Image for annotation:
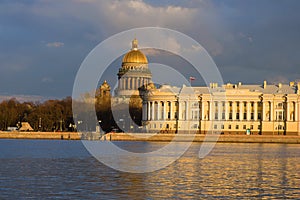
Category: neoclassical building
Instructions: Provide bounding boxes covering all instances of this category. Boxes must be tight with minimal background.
[142,82,300,135]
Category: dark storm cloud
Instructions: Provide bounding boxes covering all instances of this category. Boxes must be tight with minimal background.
[0,0,299,98]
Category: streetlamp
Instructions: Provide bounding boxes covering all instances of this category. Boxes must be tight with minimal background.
[175,95,179,134]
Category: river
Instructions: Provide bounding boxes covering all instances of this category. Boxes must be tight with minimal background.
[0,140,299,199]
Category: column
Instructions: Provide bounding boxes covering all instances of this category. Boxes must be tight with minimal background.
[170,101,173,120]
[225,101,229,120]
[157,102,161,120]
[218,102,222,121]
[247,102,251,121]
[128,78,131,90]
[136,78,139,89]
[201,101,205,120]
[254,102,258,121]
[232,101,236,120]
[286,101,290,121]
[239,101,243,121]
[151,102,155,120]
[262,101,266,121]
[270,101,274,121]
[163,101,167,120]
[186,101,190,120]
[295,101,298,121]
[123,78,126,89]
[178,101,182,120]
[147,102,151,120]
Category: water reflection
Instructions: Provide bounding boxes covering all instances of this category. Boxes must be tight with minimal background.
[0,140,299,199]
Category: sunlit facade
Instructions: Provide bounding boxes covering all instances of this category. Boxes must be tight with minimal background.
[142,82,300,135]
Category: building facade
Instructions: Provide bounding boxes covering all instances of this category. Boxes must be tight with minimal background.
[142,82,300,135]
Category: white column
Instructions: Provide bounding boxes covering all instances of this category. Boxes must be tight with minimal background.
[270,102,274,121]
[178,101,182,120]
[163,101,167,120]
[147,102,151,120]
[286,101,290,121]
[218,102,222,120]
[239,101,243,121]
[170,101,173,120]
[295,101,298,121]
[225,101,229,120]
[262,101,266,121]
[232,102,236,120]
[247,102,251,121]
[254,102,258,121]
[186,101,190,120]
[151,102,155,120]
[201,101,205,120]
[157,102,161,120]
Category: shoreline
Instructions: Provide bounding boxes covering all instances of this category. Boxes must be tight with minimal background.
[0,131,300,144]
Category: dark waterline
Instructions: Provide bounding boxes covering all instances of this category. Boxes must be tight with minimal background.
[0,140,299,199]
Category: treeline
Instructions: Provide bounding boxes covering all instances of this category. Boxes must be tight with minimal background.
[0,97,73,131]
[0,94,142,133]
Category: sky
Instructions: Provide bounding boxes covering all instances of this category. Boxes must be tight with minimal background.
[1,0,300,99]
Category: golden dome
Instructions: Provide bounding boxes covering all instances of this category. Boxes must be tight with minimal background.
[122,39,148,64]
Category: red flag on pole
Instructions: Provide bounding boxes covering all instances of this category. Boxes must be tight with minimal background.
[189,76,195,86]
[189,76,195,81]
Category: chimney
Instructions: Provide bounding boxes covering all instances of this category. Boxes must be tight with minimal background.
[238,82,242,87]
[289,82,295,87]
[278,83,282,89]
[263,80,267,89]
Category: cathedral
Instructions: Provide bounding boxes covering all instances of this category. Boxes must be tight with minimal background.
[98,39,300,135]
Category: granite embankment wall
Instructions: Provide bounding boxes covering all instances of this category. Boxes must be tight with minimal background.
[1,131,300,143]
[0,131,81,140]
[103,133,300,144]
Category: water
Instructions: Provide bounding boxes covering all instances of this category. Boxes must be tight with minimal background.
[0,140,299,199]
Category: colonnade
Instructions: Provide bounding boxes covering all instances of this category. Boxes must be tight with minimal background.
[118,77,150,90]
[143,100,298,122]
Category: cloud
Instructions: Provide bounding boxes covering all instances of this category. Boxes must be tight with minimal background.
[42,77,53,83]
[46,42,64,48]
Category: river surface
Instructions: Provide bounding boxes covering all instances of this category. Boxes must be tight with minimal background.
[0,140,299,199]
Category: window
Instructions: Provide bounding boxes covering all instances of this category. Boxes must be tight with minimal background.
[258,125,261,130]
[236,125,239,129]
[228,125,232,129]
[243,113,247,120]
[160,124,162,128]
[243,125,246,129]
[222,113,225,120]
[251,113,254,120]
[236,113,240,120]
[215,113,218,120]
[214,125,218,129]
[250,125,254,129]
[258,113,261,120]
[229,113,232,120]
[221,125,224,129]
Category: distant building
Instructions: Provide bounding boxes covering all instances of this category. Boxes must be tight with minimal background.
[142,82,300,135]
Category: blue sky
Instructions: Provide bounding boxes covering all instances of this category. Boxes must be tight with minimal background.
[1,0,300,99]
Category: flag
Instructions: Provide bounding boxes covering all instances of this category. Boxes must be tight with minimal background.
[189,76,196,81]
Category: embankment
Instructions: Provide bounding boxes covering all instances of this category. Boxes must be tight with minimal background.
[103,133,300,144]
[0,131,81,140]
[1,131,300,143]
